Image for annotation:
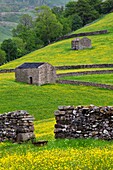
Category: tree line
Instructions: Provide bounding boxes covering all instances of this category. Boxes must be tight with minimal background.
[0,0,113,65]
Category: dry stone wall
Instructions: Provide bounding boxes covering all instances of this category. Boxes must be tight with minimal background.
[1,64,113,73]
[56,79,113,90]
[57,70,113,78]
[0,69,15,73]
[0,110,35,143]
[54,105,113,140]
[55,64,113,70]
[55,30,108,42]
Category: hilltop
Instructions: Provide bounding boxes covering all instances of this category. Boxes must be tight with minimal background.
[0,12,113,69]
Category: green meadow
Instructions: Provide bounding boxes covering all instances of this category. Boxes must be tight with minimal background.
[1,13,113,170]
[1,73,113,119]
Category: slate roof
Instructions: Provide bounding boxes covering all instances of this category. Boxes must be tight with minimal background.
[16,62,45,69]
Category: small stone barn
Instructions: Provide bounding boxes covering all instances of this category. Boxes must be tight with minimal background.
[71,37,92,50]
[15,62,56,86]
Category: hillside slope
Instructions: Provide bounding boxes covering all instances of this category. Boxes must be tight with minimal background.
[0,24,17,43]
[1,13,113,69]
[0,0,70,42]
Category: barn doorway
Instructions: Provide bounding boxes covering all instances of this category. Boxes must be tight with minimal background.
[29,77,33,84]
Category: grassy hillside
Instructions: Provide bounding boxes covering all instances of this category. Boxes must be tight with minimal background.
[75,14,113,33]
[1,13,113,69]
[1,13,113,170]
[0,25,13,43]
[0,0,70,42]
[0,0,70,8]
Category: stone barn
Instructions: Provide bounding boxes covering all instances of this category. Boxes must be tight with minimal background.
[15,62,56,85]
[71,37,92,50]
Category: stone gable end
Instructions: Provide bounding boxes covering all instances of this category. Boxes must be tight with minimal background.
[80,37,91,47]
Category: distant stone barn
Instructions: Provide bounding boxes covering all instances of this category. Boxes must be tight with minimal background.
[71,37,92,50]
[15,62,56,86]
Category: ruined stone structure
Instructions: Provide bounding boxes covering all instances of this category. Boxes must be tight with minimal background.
[15,62,56,86]
[0,110,35,143]
[71,37,92,50]
[54,105,113,140]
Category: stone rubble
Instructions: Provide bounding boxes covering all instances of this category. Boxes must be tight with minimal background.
[54,105,113,140]
[0,110,35,143]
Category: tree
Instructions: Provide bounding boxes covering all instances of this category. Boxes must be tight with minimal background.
[52,6,71,35]
[13,27,41,53]
[88,0,102,13]
[12,37,26,57]
[76,0,100,25]
[19,14,33,28]
[0,49,6,65]
[35,6,63,45]
[52,6,64,18]
[12,14,40,53]
[70,14,83,31]
[1,39,18,62]
[59,17,71,35]
[24,29,43,52]
[64,1,77,17]
[12,23,29,39]
[12,14,34,38]
[101,0,113,14]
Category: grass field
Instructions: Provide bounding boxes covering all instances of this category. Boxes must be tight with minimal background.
[1,12,113,170]
[1,73,113,119]
[1,73,113,169]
